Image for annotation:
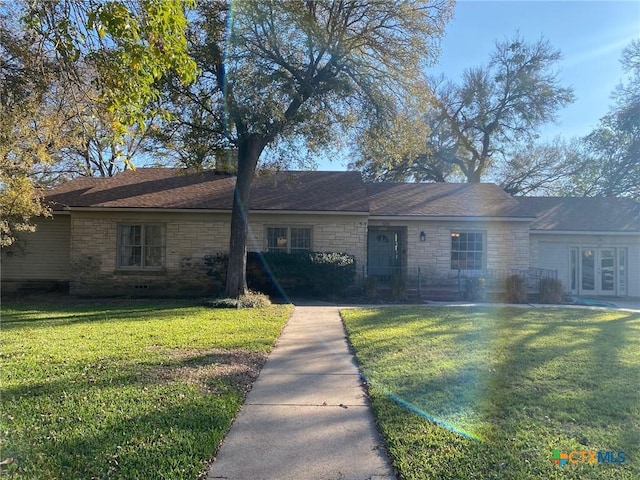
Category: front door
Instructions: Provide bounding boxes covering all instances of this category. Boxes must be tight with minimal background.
[367,230,401,283]
[580,248,618,295]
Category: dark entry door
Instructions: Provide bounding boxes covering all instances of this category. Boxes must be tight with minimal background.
[367,230,401,283]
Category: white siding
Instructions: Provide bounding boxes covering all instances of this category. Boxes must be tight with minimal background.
[530,232,640,297]
[537,243,570,287]
[1,215,71,281]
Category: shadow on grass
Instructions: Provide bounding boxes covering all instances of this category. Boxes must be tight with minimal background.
[1,299,198,330]
[1,349,263,480]
[346,306,640,479]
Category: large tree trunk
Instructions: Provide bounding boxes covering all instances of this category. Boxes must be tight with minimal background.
[224,135,265,298]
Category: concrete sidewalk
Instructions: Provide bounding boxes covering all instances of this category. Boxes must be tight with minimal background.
[207,306,395,480]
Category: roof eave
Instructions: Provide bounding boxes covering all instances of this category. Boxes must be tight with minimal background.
[369,215,535,222]
[63,206,369,215]
[529,229,640,236]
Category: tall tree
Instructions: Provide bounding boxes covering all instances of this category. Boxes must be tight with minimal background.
[356,34,575,183]
[431,35,574,183]
[570,39,640,199]
[1,0,196,248]
[164,0,454,297]
[1,4,58,248]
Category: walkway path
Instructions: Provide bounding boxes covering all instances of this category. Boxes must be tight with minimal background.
[207,305,395,480]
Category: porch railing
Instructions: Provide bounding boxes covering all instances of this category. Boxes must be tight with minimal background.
[363,266,557,298]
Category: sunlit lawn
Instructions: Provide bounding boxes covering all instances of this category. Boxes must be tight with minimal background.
[0,298,291,479]
[342,306,640,480]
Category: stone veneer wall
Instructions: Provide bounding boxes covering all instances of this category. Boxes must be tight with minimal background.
[370,219,530,274]
[70,211,368,296]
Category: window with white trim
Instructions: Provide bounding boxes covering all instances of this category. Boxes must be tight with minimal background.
[266,226,312,253]
[451,231,485,270]
[117,224,165,269]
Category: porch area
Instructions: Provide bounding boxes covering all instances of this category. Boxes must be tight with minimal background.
[364,267,559,301]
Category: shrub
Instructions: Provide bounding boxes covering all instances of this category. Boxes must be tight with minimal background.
[505,274,528,304]
[464,276,486,301]
[204,251,357,297]
[538,278,564,304]
[364,276,377,298]
[390,273,407,300]
[205,291,272,309]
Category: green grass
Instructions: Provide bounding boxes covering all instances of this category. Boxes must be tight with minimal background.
[342,306,640,480]
[0,298,292,479]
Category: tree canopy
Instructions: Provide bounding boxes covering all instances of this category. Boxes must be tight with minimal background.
[0,0,196,249]
[354,34,575,183]
[158,0,454,296]
[571,39,640,199]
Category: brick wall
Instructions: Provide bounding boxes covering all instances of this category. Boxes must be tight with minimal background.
[70,211,230,296]
[69,211,368,296]
[247,213,368,275]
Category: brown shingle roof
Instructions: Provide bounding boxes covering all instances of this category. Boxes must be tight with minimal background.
[45,168,370,213]
[366,182,531,218]
[517,197,640,232]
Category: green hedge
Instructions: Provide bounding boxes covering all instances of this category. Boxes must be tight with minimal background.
[203,251,356,297]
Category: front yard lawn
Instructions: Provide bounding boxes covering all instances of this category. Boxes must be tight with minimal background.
[0,298,291,479]
[342,306,640,480]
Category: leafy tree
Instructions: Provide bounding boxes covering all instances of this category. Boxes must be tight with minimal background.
[570,40,639,199]
[163,0,453,296]
[23,0,197,131]
[49,77,163,179]
[352,98,457,182]
[432,35,574,183]
[357,34,575,183]
[1,5,58,248]
[1,0,196,248]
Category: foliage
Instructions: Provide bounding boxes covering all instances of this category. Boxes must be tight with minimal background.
[0,299,291,479]
[160,0,454,296]
[430,34,574,183]
[23,0,197,133]
[342,306,640,480]
[390,273,407,300]
[538,277,564,304]
[1,1,196,248]
[463,276,486,301]
[569,40,640,200]
[0,7,55,248]
[204,251,357,298]
[504,274,528,304]
[364,276,378,298]
[357,34,575,183]
[0,174,51,249]
[496,137,586,196]
[205,291,272,309]
[351,94,449,182]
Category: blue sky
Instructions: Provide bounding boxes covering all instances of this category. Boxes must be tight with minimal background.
[319,0,640,171]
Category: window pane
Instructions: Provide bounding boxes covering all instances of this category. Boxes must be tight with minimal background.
[120,225,141,247]
[120,246,142,267]
[451,231,484,270]
[267,227,288,252]
[290,228,311,252]
[145,225,162,246]
[145,246,163,267]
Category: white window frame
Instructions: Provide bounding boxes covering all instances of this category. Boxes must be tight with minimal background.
[450,230,486,270]
[265,226,312,254]
[117,223,166,270]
